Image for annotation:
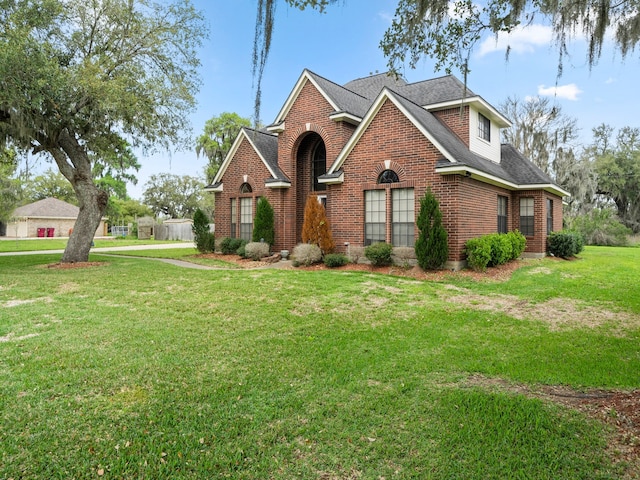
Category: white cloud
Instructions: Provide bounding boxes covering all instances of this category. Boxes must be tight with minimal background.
[537,83,583,101]
[478,24,553,56]
[605,77,616,84]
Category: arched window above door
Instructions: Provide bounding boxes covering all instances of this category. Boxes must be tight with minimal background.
[240,183,252,194]
[377,169,399,184]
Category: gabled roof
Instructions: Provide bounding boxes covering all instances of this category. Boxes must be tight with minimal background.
[13,198,79,218]
[343,72,407,99]
[324,87,567,196]
[207,127,288,192]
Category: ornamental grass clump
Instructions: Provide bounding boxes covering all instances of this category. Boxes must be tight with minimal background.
[244,241,270,261]
[292,243,322,266]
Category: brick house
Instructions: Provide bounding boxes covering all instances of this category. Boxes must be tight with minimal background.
[206,69,568,269]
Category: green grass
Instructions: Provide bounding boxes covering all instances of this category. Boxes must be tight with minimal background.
[0,246,637,478]
[0,237,180,252]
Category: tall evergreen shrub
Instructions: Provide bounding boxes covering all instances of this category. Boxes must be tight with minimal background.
[414,189,448,269]
[192,208,215,253]
[301,195,335,254]
[252,196,275,246]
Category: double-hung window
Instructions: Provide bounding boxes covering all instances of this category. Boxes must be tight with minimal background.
[497,196,508,234]
[392,188,415,247]
[478,112,491,142]
[240,197,253,241]
[364,190,386,246]
[520,198,534,236]
[230,198,237,238]
[547,199,553,234]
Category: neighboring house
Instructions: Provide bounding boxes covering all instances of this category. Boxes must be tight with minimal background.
[5,197,106,238]
[206,69,568,269]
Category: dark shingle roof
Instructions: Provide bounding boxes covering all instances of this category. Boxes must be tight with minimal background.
[13,198,79,218]
[397,75,476,107]
[242,127,288,181]
[389,91,556,187]
[343,72,407,99]
[306,71,371,118]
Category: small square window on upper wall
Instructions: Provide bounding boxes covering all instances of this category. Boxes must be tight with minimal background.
[478,112,491,142]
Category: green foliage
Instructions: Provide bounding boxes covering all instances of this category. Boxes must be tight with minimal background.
[380,0,638,84]
[466,232,526,272]
[364,242,394,267]
[236,239,249,258]
[591,125,640,232]
[415,189,448,270]
[142,173,205,219]
[244,241,270,261]
[547,231,585,258]
[252,196,275,246]
[220,237,245,255]
[106,197,153,228]
[292,242,322,266]
[0,147,19,222]
[323,252,349,268]
[196,113,251,183]
[192,208,214,253]
[507,230,527,259]
[567,208,631,246]
[22,168,77,205]
[465,237,493,272]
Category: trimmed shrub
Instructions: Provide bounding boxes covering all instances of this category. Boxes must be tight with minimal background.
[465,237,492,272]
[301,195,335,254]
[365,242,393,267]
[489,233,513,267]
[192,208,215,253]
[236,239,249,258]
[547,231,585,258]
[252,197,275,246]
[323,253,349,268]
[244,241,270,261]
[415,189,448,270]
[292,243,322,266]
[220,237,244,255]
[507,230,527,260]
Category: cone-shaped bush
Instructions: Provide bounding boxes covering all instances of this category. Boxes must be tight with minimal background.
[415,188,448,269]
[192,208,215,253]
[301,195,335,254]
[252,196,275,246]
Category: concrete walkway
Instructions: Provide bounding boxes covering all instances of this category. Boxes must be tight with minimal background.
[0,242,195,256]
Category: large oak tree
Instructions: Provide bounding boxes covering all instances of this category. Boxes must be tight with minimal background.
[0,0,206,262]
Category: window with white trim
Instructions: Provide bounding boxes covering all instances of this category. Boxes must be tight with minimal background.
[547,199,553,234]
[478,112,491,142]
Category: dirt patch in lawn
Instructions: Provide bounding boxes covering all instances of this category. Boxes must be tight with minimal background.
[465,374,640,479]
[441,289,639,333]
[45,261,108,269]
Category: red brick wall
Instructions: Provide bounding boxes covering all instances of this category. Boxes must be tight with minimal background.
[433,106,470,147]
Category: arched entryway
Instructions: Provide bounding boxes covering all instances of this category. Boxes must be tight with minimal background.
[295,132,327,242]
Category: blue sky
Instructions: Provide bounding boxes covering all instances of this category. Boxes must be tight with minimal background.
[128,0,638,199]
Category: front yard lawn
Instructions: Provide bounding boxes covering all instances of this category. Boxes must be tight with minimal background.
[0,247,638,478]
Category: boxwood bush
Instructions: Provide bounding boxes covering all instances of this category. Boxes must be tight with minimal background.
[547,231,585,258]
[465,231,528,272]
[323,253,349,268]
[364,242,393,267]
[220,237,245,255]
